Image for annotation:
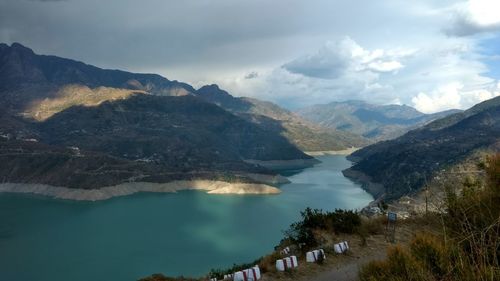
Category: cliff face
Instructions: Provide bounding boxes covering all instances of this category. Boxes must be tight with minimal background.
[343,96,500,201]
[0,43,313,190]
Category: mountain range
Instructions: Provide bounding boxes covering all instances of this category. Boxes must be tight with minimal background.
[2,42,498,200]
[296,100,461,141]
[196,84,368,151]
[0,43,323,189]
[343,96,500,200]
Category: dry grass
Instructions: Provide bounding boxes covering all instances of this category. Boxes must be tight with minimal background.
[25,85,146,120]
[359,154,500,281]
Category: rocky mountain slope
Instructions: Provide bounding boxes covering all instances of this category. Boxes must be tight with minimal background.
[342,96,500,201]
[296,100,460,141]
[0,43,315,190]
[196,85,368,151]
[1,43,364,152]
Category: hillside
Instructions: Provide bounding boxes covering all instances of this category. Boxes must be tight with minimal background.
[0,43,365,153]
[0,43,314,191]
[296,100,460,141]
[342,96,500,201]
[196,85,368,151]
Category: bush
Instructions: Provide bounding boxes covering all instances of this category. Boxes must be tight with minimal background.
[359,245,430,281]
[360,153,500,281]
[357,216,385,245]
[138,274,198,281]
[208,257,262,279]
[283,208,361,248]
[409,233,446,278]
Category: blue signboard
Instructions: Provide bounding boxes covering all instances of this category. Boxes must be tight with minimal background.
[388,212,397,222]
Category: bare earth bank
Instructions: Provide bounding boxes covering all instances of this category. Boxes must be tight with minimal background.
[0,180,281,201]
[305,147,360,156]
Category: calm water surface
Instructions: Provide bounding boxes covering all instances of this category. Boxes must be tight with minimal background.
[0,155,372,281]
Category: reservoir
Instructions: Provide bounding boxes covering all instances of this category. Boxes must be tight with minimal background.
[0,155,372,281]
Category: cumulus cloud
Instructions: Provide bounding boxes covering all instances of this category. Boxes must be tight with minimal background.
[216,36,499,112]
[282,38,408,79]
[1,0,499,113]
[446,0,500,36]
[412,82,500,113]
[367,61,403,72]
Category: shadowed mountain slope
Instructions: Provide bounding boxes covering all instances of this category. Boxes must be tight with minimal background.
[1,43,365,152]
[196,84,369,151]
[0,43,316,189]
[343,96,500,201]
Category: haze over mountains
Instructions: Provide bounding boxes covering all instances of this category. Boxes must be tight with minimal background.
[297,101,461,141]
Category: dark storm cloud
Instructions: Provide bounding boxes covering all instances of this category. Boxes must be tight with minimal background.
[244,72,259,79]
[0,0,317,74]
[283,48,349,79]
[25,0,67,2]
[1,0,498,112]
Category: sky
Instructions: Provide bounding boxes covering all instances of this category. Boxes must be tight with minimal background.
[1,0,500,112]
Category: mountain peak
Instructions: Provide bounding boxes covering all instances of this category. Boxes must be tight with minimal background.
[198,84,222,92]
[9,42,35,55]
[197,84,233,98]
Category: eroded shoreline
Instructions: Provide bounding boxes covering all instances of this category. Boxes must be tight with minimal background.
[305,147,360,156]
[0,180,281,201]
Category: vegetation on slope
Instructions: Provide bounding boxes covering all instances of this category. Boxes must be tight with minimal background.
[139,207,387,281]
[359,154,500,281]
[196,84,368,151]
[0,44,317,189]
[343,96,500,201]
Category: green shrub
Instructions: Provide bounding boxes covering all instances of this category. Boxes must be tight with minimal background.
[208,257,263,279]
[283,208,361,247]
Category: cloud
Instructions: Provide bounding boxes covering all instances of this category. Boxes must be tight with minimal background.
[367,61,403,72]
[446,0,500,36]
[215,36,498,112]
[282,38,408,79]
[1,0,499,113]
[244,71,259,79]
[412,81,500,113]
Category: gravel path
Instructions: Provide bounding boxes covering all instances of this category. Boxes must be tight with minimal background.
[310,251,386,281]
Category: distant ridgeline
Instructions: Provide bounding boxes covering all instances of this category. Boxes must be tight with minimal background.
[196,85,368,151]
[0,42,331,190]
[343,96,500,201]
[296,100,460,141]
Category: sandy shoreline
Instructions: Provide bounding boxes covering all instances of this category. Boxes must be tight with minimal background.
[0,180,281,201]
[305,147,360,156]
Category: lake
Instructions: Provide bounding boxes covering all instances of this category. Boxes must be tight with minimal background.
[0,155,372,281]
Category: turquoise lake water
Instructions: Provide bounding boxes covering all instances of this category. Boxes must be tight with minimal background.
[0,155,372,281]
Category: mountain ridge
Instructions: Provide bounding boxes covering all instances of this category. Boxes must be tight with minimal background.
[342,96,500,201]
[296,100,461,140]
[1,43,364,152]
[196,84,369,151]
[0,43,318,192]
